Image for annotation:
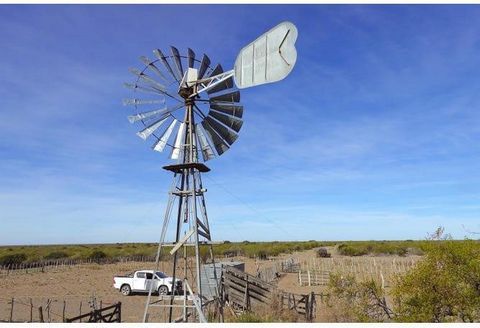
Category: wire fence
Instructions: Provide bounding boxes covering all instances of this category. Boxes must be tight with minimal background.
[0,296,121,323]
[0,255,157,278]
[298,256,420,288]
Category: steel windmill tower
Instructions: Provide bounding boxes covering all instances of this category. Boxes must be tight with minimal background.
[123,21,298,323]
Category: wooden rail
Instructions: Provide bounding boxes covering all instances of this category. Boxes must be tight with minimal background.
[222,266,315,322]
[65,302,121,323]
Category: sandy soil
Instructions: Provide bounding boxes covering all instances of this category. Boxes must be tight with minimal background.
[0,247,412,323]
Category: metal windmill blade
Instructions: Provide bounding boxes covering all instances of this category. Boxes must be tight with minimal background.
[203,116,238,145]
[128,67,166,91]
[207,63,223,79]
[153,48,178,82]
[170,122,185,159]
[139,55,169,82]
[197,54,211,79]
[136,115,170,140]
[123,98,165,106]
[210,103,243,118]
[209,91,240,103]
[208,110,243,132]
[200,121,230,155]
[152,119,177,152]
[196,124,215,161]
[170,46,184,81]
[123,82,163,95]
[187,48,195,68]
[127,103,184,123]
[207,76,234,95]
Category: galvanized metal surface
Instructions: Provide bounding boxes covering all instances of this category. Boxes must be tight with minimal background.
[153,119,177,152]
[234,21,298,89]
[200,262,245,300]
[170,122,185,160]
[210,90,241,103]
[197,54,211,79]
[136,116,169,140]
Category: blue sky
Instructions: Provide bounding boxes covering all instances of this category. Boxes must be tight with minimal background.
[1,5,480,245]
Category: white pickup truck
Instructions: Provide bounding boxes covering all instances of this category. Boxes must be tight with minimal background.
[113,270,182,296]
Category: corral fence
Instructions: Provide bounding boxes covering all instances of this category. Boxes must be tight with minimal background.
[0,297,120,323]
[298,256,420,288]
[0,255,157,278]
[255,257,300,283]
[65,302,121,323]
[281,257,300,273]
[222,265,317,322]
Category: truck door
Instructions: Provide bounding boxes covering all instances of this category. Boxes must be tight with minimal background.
[145,272,154,292]
[133,272,147,290]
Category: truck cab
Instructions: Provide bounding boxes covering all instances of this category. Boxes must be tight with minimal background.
[113,270,182,296]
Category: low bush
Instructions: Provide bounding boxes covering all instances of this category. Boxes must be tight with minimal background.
[337,242,416,257]
[88,250,107,262]
[0,253,27,266]
[316,248,331,258]
[327,228,480,322]
[337,244,368,256]
[44,251,69,260]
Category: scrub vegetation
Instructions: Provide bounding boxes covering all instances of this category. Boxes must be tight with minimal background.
[326,228,480,322]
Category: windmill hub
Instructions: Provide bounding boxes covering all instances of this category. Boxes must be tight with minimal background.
[178,86,193,99]
[178,68,198,99]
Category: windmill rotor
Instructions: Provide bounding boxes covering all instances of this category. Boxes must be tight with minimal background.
[124,47,244,162]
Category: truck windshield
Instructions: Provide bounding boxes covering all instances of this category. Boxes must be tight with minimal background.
[156,271,167,278]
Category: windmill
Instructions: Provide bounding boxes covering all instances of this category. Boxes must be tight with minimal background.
[123,21,298,323]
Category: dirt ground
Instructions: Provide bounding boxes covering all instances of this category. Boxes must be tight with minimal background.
[0,247,409,323]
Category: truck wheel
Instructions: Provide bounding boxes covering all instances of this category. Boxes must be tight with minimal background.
[158,285,169,295]
[120,284,131,296]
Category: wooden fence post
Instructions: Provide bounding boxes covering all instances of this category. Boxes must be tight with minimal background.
[30,298,33,322]
[244,276,249,310]
[38,306,44,323]
[117,302,122,322]
[9,297,14,322]
[46,299,51,322]
[312,292,316,321]
[304,294,309,321]
[307,270,311,286]
[63,300,66,322]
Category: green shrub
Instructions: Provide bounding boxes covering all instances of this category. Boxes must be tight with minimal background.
[257,250,268,260]
[336,242,416,257]
[327,273,392,322]
[0,253,27,266]
[88,250,107,262]
[328,229,480,323]
[337,244,368,256]
[44,251,69,260]
[392,238,480,322]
